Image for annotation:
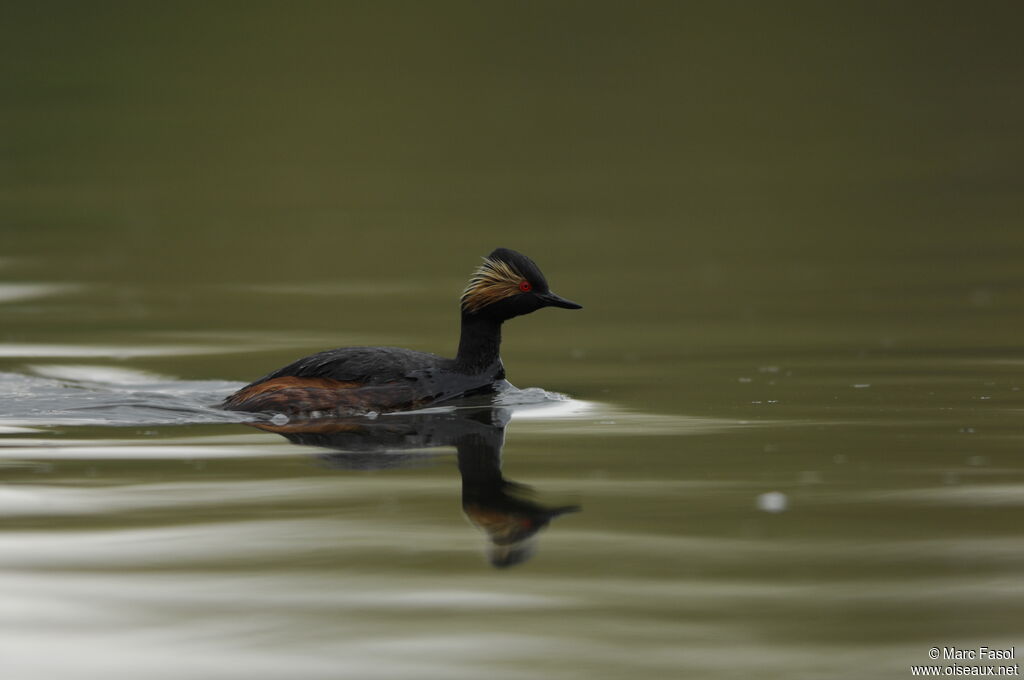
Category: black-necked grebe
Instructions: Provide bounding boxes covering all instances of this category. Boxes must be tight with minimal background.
[222,247,581,416]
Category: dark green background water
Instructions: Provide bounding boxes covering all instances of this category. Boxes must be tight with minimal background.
[2,3,1023,678]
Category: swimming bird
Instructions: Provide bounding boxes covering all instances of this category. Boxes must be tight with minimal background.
[222,248,581,417]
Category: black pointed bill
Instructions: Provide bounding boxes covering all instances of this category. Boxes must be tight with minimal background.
[540,291,583,310]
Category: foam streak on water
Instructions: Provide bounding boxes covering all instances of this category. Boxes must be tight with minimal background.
[0,369,248,426]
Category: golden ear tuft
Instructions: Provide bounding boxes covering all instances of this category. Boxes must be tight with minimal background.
[461,257,526,313]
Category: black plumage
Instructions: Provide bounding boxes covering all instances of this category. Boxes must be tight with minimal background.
[260,346,448,385]
[222,247,581,416]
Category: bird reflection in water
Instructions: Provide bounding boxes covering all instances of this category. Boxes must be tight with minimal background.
[252,406,579,568]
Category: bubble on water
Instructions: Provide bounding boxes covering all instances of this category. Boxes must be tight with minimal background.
[756,491,788,513]
[738,377,753,383]
[270,413,289,426]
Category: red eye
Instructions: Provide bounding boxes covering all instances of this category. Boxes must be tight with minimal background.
[518,280,532,292]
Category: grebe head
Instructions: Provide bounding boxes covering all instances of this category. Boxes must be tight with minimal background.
[460,247,582,321]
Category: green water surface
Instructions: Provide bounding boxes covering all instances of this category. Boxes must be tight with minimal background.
[2,3,1023,679]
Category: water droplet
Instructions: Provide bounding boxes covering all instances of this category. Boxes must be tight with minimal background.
[756,492,788,513]
[270,413,289,426]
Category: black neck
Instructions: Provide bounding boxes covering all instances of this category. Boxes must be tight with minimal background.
[454,314,503,374]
